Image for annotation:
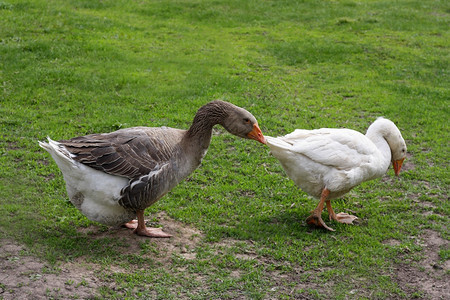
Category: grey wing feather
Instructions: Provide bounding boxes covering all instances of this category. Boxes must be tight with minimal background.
[119,162,174,210]
[59,128,178,179]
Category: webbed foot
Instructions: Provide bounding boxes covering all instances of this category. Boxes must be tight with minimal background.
[133,226,172,238]
[306,214,335,231]
[122,211,172,238]
[334,212,358,225]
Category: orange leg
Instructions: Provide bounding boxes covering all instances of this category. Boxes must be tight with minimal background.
[326,200,337,221]
[306,188,335,231]
[123,210,172,238]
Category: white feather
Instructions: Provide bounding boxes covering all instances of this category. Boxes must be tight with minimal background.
[39,138,134,225]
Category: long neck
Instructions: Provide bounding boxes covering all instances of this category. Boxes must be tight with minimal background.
[185,101,230,147]
[365,124,392,173]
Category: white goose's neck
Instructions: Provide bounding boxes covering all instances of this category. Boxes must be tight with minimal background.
[368,133,391,163]
[365,121,392,173]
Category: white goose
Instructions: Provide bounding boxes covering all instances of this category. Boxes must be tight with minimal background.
[40,100,266,238]
[266,117,406,231]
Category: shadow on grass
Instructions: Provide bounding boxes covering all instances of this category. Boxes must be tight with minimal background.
[204,210,337,243]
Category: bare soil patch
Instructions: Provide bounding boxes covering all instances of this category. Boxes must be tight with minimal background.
[392,229,449,299]
[211,238,331,299]
[78,211,203,261]
[401,152,415,172]
[0,240,101,299]
[0,212,202,299]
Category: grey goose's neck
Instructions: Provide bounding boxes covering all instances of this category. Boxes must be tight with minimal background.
[185,100,231,146]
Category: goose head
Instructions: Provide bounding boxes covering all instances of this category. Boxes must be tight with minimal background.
[368,117,407,176]
[221,104,266,144]
[191,100,266,144]
[390,137,407,176]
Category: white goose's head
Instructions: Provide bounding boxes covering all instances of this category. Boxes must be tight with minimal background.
[368,117,407,176]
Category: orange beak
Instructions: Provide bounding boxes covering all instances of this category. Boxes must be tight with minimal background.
[247,123,266,144]
[392,158,405,176]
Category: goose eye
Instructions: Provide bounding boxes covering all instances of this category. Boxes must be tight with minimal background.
[243,118,251,124]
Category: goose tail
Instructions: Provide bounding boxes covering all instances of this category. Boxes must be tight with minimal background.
[265,136,292,151]
[39,137,75,164]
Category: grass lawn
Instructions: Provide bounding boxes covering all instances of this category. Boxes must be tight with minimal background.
[0,0,448,299]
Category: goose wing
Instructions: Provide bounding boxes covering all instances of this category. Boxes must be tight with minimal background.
[280,128,376,170]
[59,127,183,179]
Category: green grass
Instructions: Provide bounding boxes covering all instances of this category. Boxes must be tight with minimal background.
[1,0,449,299]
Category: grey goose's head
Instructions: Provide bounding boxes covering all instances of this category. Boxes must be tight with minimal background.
[190,100,266,144]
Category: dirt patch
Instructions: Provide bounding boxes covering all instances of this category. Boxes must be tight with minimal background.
[6,141,19,151]
[419,201,441,217]
[77,211,203,263]
[383,238,402,246]
[213,232,448,299]
[0,241,102,299]
[211,238,331,299]
[0,212,203,299]
[392,229,449,299]
[401,152,415,172]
